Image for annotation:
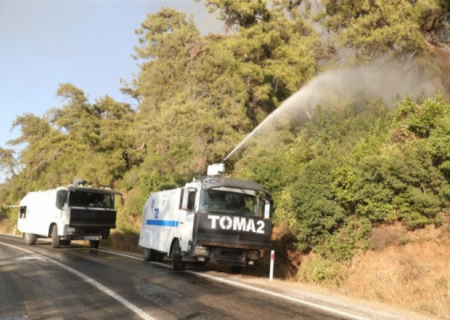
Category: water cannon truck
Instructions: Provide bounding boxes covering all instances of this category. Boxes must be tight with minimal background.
[17,179,121,249]
[139,163,273,271]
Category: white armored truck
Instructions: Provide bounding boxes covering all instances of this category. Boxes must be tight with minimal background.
[139,164,273,271]
[18,179,121,249]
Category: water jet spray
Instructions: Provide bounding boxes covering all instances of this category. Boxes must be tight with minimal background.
[222,62,434,162]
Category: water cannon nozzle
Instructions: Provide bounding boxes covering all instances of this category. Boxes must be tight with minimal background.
[207,163,225,176]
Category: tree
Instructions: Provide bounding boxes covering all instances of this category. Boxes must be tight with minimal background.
[201,0,322,126]
[318,0,446,61]
[0,147,17,178]
[7,83,135,189]
[132,8,201,107]
[8,113,62,183]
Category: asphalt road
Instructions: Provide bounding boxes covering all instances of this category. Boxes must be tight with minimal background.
[0,234,356,320]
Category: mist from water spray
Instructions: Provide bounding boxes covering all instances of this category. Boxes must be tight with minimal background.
[223,61,435,162]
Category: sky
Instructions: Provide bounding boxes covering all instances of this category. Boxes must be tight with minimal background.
[0,0,223,182]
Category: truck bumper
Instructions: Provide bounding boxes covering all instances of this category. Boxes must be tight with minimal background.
[190,243,262,267]
[83,235,102,241]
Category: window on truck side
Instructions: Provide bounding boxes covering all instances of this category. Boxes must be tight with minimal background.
[187,191,196,211]
[19,206,27,219]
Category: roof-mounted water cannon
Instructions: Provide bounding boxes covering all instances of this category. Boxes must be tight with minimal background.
[72,178,87,187]
[207,163,225,176]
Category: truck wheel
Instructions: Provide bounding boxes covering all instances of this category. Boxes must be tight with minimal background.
[172,239,186,271]
[143,248,157,261]
[197,260,207,266]
[60,239,71,246]
[89,240,99,249]
[231,266,242,274]
[51,225,60,248]
[23,233,37,245]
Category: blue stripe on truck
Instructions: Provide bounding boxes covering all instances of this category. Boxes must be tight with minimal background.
[146,220,179,227]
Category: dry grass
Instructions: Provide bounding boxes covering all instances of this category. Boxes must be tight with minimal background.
[269,223,302,280]
[338,221,450,319]
[368,223,409,250]
[0,216,18,235]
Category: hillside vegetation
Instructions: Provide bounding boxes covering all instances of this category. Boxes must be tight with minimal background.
[1,1,450,318]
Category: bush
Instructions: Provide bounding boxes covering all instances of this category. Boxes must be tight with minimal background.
[298,255,348,287]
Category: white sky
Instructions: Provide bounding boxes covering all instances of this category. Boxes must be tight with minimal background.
[0,0,223,182]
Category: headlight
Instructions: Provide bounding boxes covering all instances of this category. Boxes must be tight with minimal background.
[194,245,210,256]
[65,226,75,234]
[246,250,260,260]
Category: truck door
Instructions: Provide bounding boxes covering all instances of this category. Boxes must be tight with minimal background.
[56,190,69,226]
[179,188,196,252]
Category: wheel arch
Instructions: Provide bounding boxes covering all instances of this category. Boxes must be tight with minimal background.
[169,237,180,257]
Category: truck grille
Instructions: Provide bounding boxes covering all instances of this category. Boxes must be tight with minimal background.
[70,208,116,228]
[218,249,245,258]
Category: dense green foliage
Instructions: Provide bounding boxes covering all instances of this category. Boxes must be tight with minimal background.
[1,0,450,269]
[319,0,448,60]
[236,96,450,261]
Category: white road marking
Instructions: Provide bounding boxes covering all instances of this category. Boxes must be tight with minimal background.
[1,236,372,320]
[96,249,143,261]
[16,255,49,262]
[95,248,371,320]
[185,270,371,320]
[0,241,156,320]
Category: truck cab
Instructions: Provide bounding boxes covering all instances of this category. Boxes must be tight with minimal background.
[139,167,273,271]
[18,179,121,249]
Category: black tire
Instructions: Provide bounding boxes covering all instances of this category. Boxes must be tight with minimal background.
[60,239,71,246]
[143,248,157,261]
[172,239,186,271]
[51,225,60,248]
[89,240,99,249]
[23,233,37,245]
[231,266,242,274]
[197,260,207,266]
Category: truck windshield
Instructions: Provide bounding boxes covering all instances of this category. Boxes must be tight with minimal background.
[200,190,256,216]
[68,191,114,209]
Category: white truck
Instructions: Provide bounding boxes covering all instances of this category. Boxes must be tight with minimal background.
[18,179,121,249]
[139,164,273,271]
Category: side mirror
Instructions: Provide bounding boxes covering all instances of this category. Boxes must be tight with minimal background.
[264,199,271,219]
[259,197,272,219]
